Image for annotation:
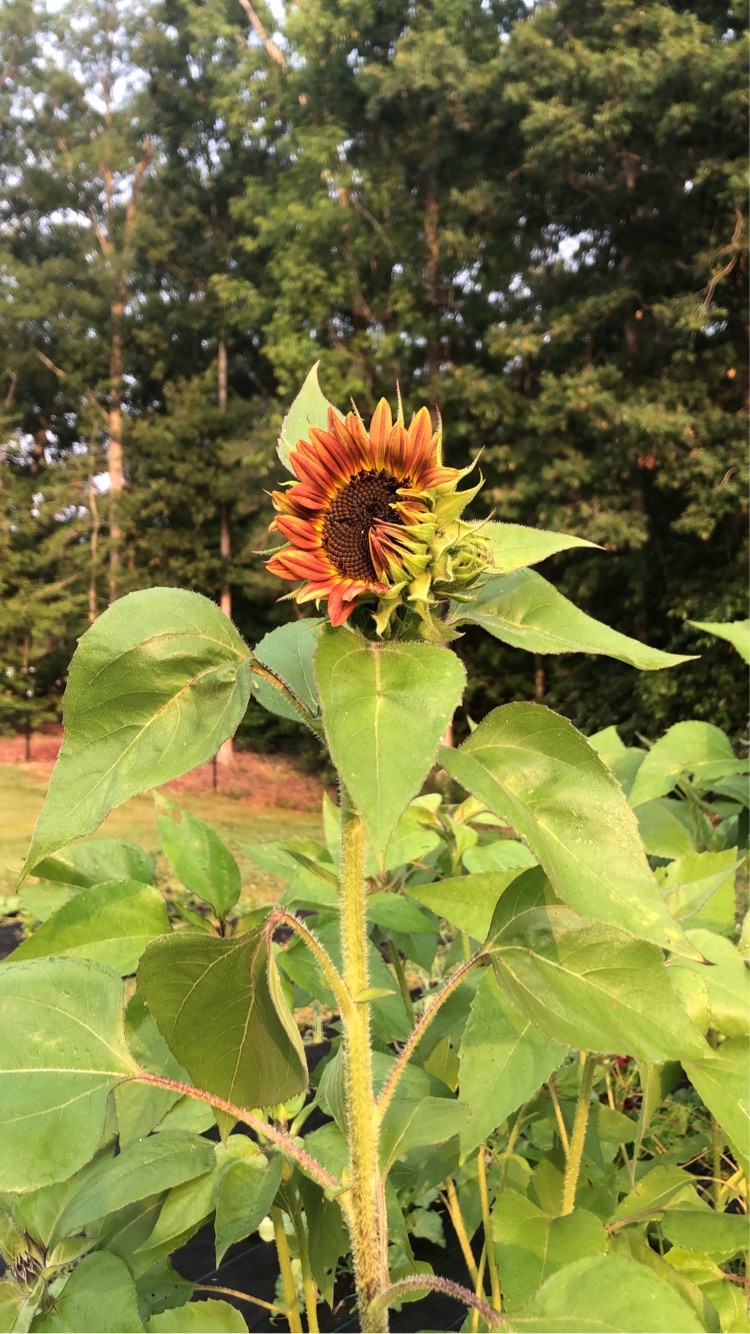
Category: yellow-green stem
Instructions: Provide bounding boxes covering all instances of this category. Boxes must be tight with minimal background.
[272,1207,302,1334]
[289,1190,320,1333]
[443,1178,479,1286]
[561,1054,597,1216]
[477,1149,501,1312]
[339,788,387,1332]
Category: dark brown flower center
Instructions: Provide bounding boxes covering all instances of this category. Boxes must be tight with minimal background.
[322,469,404,580]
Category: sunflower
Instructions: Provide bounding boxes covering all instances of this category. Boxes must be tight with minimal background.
[267,395,490,635]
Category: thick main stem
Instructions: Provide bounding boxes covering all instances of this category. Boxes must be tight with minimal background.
[339,788,387,1332]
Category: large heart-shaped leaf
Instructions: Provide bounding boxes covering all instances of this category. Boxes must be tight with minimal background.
[458,970,566,1158]
[447,568,693,670]
[137,927,307,1135]
[33,1253,143,1333]
[440,703,699,957]
[22,589,251,878]
[508,1254,704,1332]
[485,894,709,1062]
[7,880,169,975]
[315,627,466,864]
[0,959,136,1191]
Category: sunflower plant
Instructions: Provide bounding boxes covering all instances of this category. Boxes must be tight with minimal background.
[1,368,747,1334]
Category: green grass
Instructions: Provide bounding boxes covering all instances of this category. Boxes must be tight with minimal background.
[0,764,322,906]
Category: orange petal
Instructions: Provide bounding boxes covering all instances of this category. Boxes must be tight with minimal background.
[274,514,323,549]
[369,399,393,466]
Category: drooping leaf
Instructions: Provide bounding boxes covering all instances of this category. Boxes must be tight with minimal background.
[278,361,341,473]
[479,521,599,574]
[315,628,466,864]
[146,1300,247,1333]
[137,927,307,1136]
[684,1037,750,1176]
[31,1252,143,1333]
[31,840,155,889]
[508,1254,704,1332]
[458,970,566,1157]
[156,795,240,918]
[447,568,694,670]
[214,1154,284,1266]
[486,894,708,1062]
[252,619,323,723]
[441,703,699,957]
[6,881,170,975]
[629,721,747,807]
[22,589,251,877]
[52,1131,216,1241]
[688,618,750,664]
[0,959,136,1191]
[492,1191,607,1310]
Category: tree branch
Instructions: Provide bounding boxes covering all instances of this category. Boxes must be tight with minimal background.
[236,0,286,68]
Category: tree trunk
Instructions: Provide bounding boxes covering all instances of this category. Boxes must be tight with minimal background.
[216,336,234,767]
[88,474,100,624]
[108,291,124,603]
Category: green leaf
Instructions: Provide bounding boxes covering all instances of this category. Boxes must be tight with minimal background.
[252,619,323,723]
[612,1163,702,1225]
[0,959,136,1191]
[379,1096,469,1175]
[315,628,466,864]
[31,841,156,889]
[588,726,645,797]
[278,361,340,473]
[137,926,307,1136]
[480,521,599,574]
[6,881,170,975]
[458,970,566,1157]
[486,893,708,1062]
[462,840,538,874]
[635,799,697,859]
[114,995,195,1145]
[508,1254,704,1332]
[492,1191,607,1310]
[52,1130,216,1241]
[441,704,699,957]
[688,618,750,664]
[671,929,749,1037]
[146,1300,247,1333]
[447,569,694,670]
[214,1153,284,1266]
[0,1277,43,1334]
[659,849,739,922]
[408,871,524,942]
[366,892,438,935]
[22,589,251,878]
[156,795,240,918]
[31,1253,143,1333]
[661,1209,750,1263]
[629,722,746,808]
[684,1037,750,1176]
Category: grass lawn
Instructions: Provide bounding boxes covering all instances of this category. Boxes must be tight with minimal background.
[0,763,322,906]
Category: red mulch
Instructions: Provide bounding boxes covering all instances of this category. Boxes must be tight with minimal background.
[0,727,324,811]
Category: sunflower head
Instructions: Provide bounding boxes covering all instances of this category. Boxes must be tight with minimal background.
[266,395,490,638]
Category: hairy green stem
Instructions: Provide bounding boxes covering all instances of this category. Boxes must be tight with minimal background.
[338,787,387,1331]
[561,1054,597,1216]
[377,955,483,1120]
[367,1276,505,1331]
